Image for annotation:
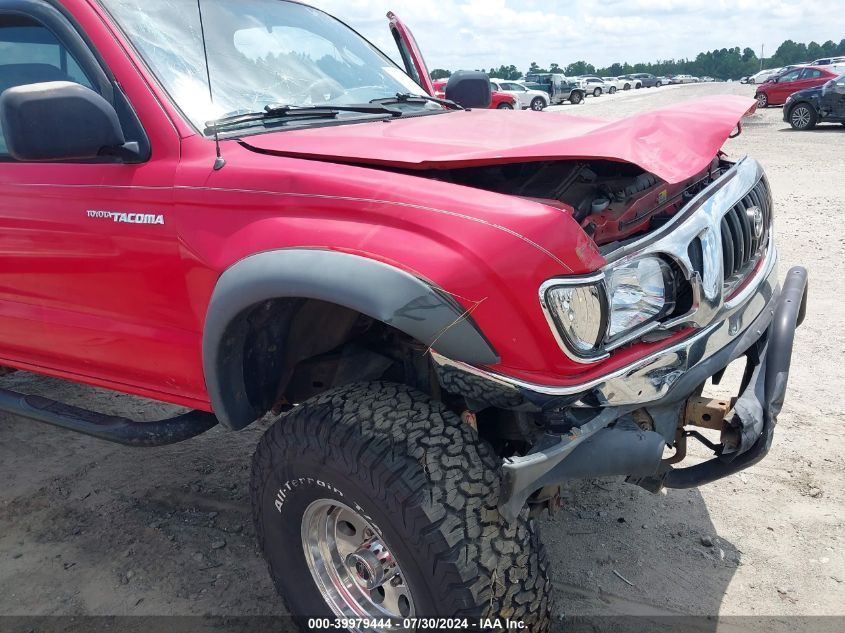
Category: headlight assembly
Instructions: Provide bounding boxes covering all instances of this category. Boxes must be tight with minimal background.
[606,257,676,340]
[541,256,678,362]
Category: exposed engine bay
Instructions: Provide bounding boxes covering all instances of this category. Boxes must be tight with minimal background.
[420,157,724,246]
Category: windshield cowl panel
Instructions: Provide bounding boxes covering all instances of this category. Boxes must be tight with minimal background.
[100,0,430,133]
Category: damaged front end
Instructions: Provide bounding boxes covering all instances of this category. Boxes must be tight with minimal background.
[430,156,808,522]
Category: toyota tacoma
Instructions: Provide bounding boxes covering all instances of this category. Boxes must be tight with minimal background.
[0,0,808,631]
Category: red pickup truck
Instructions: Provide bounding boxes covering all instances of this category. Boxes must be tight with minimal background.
[0,0,808,630]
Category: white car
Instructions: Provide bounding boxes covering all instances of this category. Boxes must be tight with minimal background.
[489,79,549,110]
[600,77,624,93]
[576,76,607,96]
[811,56,845,66]
[669,74,697,84]
[747,68,782,84]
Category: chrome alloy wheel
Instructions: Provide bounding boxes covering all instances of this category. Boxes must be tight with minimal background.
[301,499,415,625]
[791,105,812,129]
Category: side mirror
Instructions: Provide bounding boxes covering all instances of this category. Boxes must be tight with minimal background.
[0,81,125,161]
[444,71,492,109]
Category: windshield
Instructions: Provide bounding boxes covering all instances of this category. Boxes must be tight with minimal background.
[100,0,431,131]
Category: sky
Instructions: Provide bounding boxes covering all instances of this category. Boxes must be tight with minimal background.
[303,0,845,72]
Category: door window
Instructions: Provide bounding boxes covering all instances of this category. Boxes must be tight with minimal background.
[0,15,93,155]
[800,68,824,80]
[778,70,801,82]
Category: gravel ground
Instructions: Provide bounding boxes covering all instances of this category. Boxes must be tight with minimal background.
[1,83,843,626]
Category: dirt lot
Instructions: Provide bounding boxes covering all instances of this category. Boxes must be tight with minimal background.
[1,83,843,627]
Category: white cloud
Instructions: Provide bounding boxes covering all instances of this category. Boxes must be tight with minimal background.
[304,0,845,72]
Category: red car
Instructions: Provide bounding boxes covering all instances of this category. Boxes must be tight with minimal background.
[755,65,839,107]
[0,0,807,626]
[433,78,516,109]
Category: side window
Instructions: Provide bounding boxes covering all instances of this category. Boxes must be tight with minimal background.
[780,70,801,82]
[801,69,823,80]
[0,14,94,155]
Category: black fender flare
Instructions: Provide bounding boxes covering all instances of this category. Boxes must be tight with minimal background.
[202,249,498,429]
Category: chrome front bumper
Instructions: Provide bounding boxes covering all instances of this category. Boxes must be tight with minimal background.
[493,264,808,522]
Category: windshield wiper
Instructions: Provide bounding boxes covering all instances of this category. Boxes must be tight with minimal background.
[371,92,463,110]
[204,103,403,135]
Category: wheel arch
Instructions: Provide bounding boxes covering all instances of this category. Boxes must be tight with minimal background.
[202,249,499,429]
[787,100,817,127]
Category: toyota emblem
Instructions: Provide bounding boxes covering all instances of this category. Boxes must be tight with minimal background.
[747,206,764,239]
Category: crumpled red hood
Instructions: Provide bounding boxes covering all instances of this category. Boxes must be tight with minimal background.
[239,95,756,184]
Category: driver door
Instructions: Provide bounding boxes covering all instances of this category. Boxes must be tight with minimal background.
[821,76,845,119]
[771,69,802,101]
[387,11,434,96]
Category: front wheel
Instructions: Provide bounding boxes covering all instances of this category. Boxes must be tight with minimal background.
[609,86,617,94]
[592,87,602,97]
[656,81,663,87]
[788,103,817,130]
[251,383,552,630]
[569,91,583,104]
[623,83,631,90]
[530,96,546,111]
[497,102,514,109]
[755,92,768,108]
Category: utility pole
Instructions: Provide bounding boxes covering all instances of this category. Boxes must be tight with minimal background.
[760,43,764,70]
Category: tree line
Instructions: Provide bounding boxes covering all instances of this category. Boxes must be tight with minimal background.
[429,38,845,81]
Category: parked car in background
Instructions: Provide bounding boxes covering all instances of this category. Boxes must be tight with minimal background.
[700,76,716,82]
[617,74,641,89]
[433,79,516,109]
[489,79,549,110]
[620,73,663,88]
[670,74,698,84]
[739,76,751,84]
[637,73,665,87]
[600,76,624,93]
[783,73,845,129]
[577,76,607,97]
[811,56,845,66]
[524,72,586,104]
[748,68,782,84]
[754,65,839,107]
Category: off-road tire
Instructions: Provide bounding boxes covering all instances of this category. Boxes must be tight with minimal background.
[251,382,552,631]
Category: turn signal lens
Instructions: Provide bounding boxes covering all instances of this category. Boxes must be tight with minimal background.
[545,284,605,355]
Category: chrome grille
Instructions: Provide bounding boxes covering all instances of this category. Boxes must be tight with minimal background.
[721,175,772,294]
